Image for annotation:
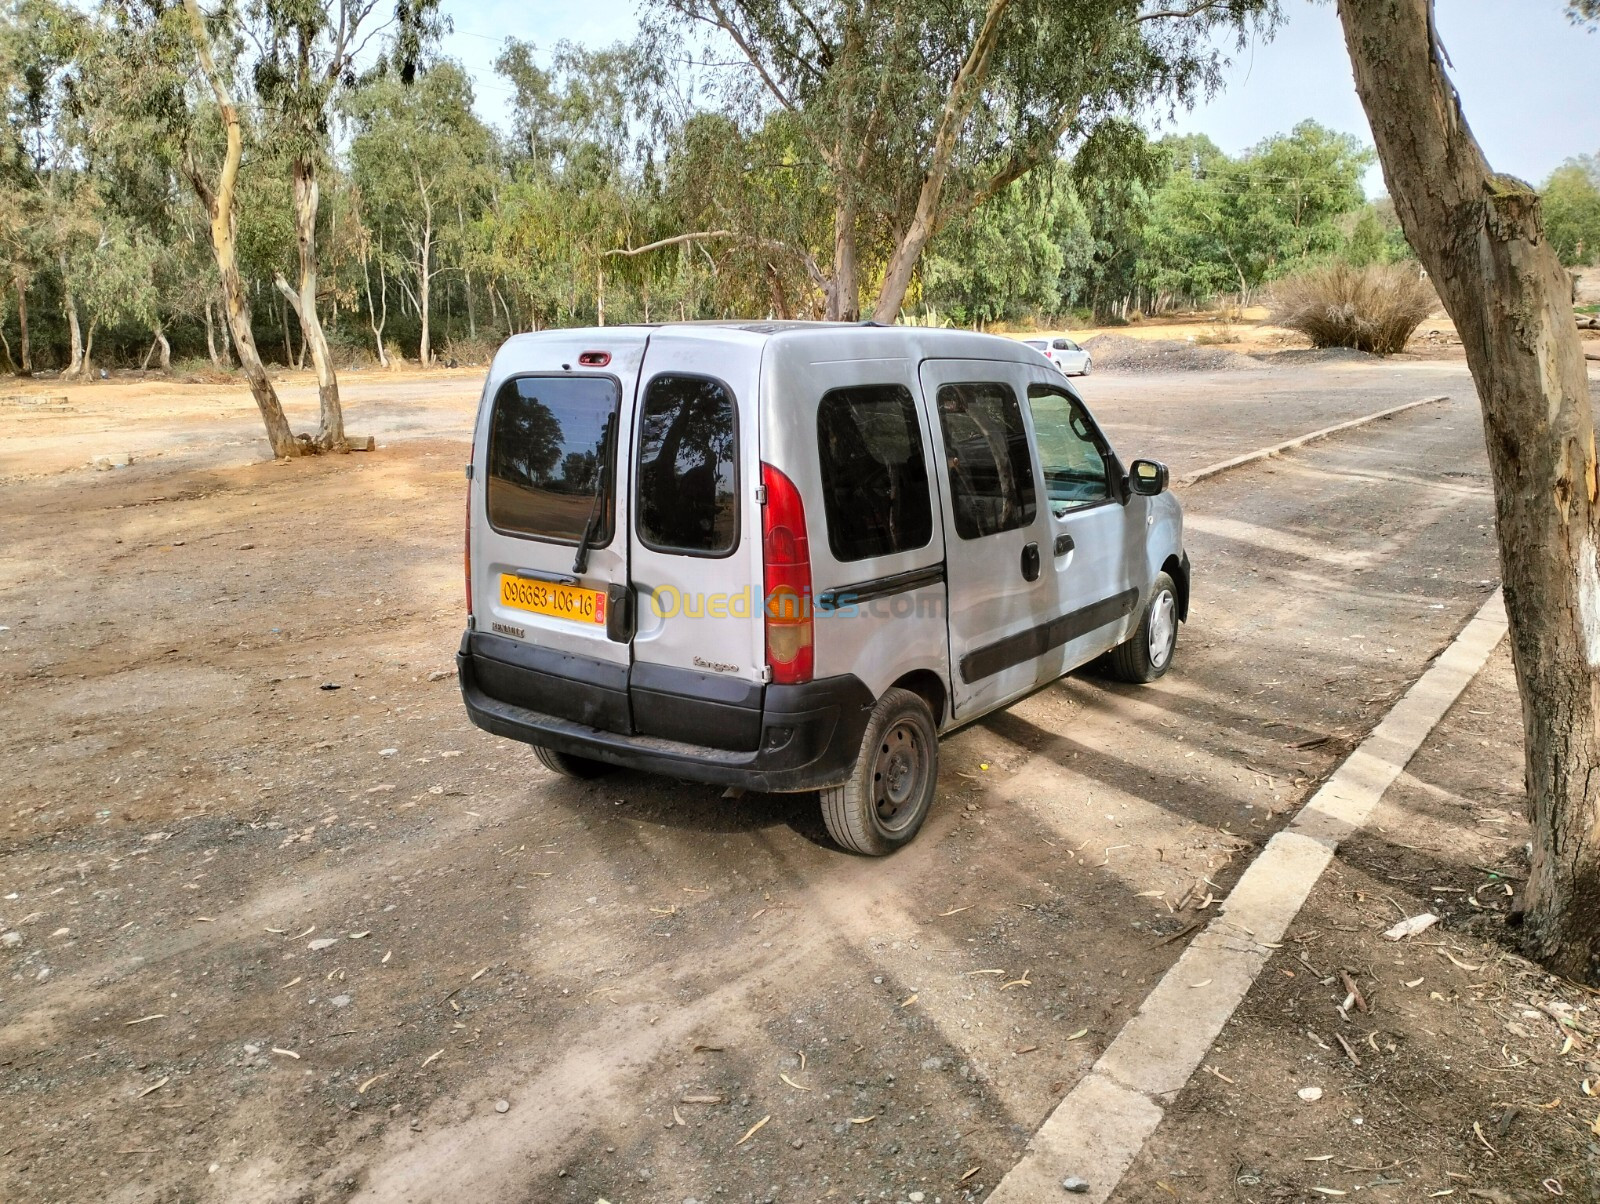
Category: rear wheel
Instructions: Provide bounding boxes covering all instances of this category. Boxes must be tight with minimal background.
[1100,571,1179,683]
[532,744,612,779]
[820,688,938,855]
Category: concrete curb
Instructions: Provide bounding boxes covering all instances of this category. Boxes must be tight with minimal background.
[1176,395,1450,488]
[987,589,1508,1204]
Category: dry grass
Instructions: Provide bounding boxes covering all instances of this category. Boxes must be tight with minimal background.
[1269,262,1434,355]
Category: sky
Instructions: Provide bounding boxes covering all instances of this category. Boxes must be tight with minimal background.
[441,0,1600,196]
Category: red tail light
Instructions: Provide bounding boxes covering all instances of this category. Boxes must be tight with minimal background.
[761,463,812,684]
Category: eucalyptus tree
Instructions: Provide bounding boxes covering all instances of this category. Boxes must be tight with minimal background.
[640,0,1280,321]
[1336,0,1600,981]
[250,0,435,449]
[344,61,492,365]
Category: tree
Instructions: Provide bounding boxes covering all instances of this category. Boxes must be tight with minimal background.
[168,0,300,456]
[1542,156,1600,267]
[642,0,1279,321]
[1336,0,1600,981]
[1139,122,1372,303]
[250,0,397,451]
[344,62,491,366]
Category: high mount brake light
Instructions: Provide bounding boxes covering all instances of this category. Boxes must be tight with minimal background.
[577,351,612,367]
[761,463,813,685]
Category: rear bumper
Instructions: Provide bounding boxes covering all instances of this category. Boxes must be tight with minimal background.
[456,630,874,792]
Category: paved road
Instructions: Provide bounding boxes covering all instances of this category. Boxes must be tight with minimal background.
[0,366,1501,1204]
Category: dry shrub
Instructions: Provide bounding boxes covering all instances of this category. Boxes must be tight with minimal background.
[1269,262,1434,354]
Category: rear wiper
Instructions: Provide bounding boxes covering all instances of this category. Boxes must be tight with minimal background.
[572,411,616,576]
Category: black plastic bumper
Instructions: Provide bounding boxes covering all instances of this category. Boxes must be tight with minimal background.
[457,630,875,793]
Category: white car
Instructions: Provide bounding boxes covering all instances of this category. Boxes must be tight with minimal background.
[460,323,1184,853]
[1024,337,1093,376]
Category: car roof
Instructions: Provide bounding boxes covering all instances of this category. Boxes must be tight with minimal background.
[495,321,1043,367]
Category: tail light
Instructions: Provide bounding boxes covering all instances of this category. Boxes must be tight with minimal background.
[761,463,813,684]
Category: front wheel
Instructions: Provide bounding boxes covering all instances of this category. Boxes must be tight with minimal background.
[820,687,938,855]
[1099,572,1179,683]
[1078,358,1093,376]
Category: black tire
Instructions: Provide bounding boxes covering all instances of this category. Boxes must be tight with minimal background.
[820,687,939,855]
[532,744,611,779]
[1100,571,1179,684]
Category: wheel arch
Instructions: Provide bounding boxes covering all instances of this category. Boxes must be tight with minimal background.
[1161,553,1190,621]
[890,668,948,727]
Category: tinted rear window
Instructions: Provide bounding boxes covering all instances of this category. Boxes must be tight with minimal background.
[487,375,619,544]
[936,382,1037,539]
[637,374,739,556]
[817,385,933,562]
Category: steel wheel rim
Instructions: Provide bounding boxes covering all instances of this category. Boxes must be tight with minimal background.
[1148,589,1176,668]
[872,719,927,833]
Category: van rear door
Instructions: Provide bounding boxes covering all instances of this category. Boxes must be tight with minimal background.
[470,332,646,733]
[625,329,767,752]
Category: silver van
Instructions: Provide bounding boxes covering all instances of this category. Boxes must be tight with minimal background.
[458,323,1188,854]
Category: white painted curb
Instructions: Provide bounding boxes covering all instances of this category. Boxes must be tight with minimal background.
[987,589,1508,1203]
[1176,395,1450,488]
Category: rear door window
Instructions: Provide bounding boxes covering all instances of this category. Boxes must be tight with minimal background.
[636,373,739,556]
[936,382,1037,539]
[816,385,933,562]
[487,374,619,544]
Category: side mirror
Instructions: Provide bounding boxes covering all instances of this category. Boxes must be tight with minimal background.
[1128,458,1169,496]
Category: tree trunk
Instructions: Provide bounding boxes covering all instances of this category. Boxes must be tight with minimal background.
[81,319,96,378]
[155,326,171,373]
[277,157,346,450]
[181,0,299,458]
[418,226,433,367]
[0,318,14,374]
[203,298,224,368]
[13,271,31,375]
[363,249,390,369]
[828,187,860,321]
[1338,0,1600,981]
[59,254,84,378]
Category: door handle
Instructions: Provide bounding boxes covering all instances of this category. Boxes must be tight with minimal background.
[1021,542,1041,581]
[1054,533,1075,557]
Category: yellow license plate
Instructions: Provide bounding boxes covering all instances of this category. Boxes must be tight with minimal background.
[499,574,607,626]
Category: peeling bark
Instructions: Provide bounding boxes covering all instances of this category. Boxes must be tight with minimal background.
[276,158,346,451]
[181,0,301,458]
[1338,0,1600,981]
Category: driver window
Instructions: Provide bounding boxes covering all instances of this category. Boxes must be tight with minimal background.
[1025,385,1110,512]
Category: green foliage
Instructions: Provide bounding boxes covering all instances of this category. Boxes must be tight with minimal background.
[1542,155,1600,266]
[1138,121,1374,300]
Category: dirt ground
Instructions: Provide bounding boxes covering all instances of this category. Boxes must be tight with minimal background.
[1,354,1596,1204]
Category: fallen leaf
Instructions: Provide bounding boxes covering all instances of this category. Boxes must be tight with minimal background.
[1190,979,1213,989]
[349,931,370,939]
[939,906,970,917]
[900,993,918,1007]
[280,976,302,990]
[680,1094,723,1104]
[136,1076,170,1099]
[1000,969,1032,990]
[1439,949,1483,972]
[780,1073,811,1091]
[672,1106,685,1126]
[271,1048,300,1060]
[1066,1028,1089,1041]
[421,1049,443,1068]
[735,1114,771,1145]
[961,1166,981,1181]
[1311,1189,1347,1198]
[470,965,490,981]
[848,1116,875,1124]
[1014,1045,1038,1055]
[125,1014,165,1026]
[357,1074,385,1095]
